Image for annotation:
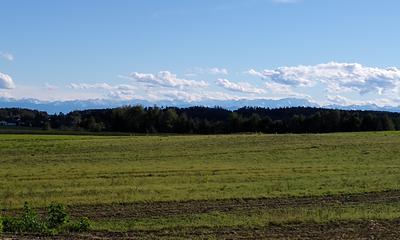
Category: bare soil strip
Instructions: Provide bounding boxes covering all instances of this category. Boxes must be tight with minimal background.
[4,219,400,239]
[66,189,400,220]
[4,190,400,239]
[88,219,400,240]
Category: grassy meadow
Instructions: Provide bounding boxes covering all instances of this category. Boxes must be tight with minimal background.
[2,132,400,235]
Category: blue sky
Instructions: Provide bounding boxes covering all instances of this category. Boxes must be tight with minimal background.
[1,0,400,106]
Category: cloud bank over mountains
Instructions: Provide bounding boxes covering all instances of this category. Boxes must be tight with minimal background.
[2,62,400,111]
[247,62,400,95]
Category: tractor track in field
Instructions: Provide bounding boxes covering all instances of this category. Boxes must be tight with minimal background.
[4,219,400,239]
[66,189,400,220]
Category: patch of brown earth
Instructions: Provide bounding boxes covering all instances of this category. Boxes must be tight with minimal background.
[3,219,400,239]
[66,189,400,220]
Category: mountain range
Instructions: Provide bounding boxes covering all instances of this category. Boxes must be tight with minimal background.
[1,97,399,113]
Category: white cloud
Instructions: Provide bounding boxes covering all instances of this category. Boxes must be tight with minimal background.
[108,90,136,100]
[129,71,208,88]
[45,83,59,91]
[245,69,264,78]
[114,84,136,91]
[326,95,355,106]
[0,72,15,89]
[186,67,229,76]
[6,62,400,109]
[209,67,228,75]
[247,67,315,86]
[264,82,294,95]
[0,52,14,61]
[248,62,400,95]
[264,82,312,99]
[216,78,265,94]
[69,83,113,90]
[68,83,138,101]
[69,83,136,91]
[158,90,204,102]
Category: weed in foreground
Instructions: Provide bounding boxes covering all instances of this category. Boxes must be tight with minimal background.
[0,202,91,235]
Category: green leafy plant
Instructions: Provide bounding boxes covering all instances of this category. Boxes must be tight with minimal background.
[47,203,68,229]
[0,202,90,235]
[1,216,18,233]
[2,205,47,234]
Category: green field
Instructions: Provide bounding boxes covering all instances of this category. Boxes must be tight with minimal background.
[2,132,400,238]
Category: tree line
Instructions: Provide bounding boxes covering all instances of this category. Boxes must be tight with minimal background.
[1,106,400,134]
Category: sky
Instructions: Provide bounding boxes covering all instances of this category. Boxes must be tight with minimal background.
[1,0,400,107]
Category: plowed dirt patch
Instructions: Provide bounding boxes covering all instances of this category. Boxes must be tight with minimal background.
[4,219,400,239]
[66,189,400,220]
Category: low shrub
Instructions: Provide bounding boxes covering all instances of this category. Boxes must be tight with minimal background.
[0,202,90,235]
[2,216,17,233]
[2,203,47,234]
[19,202,48,233]
[47,203,68,229]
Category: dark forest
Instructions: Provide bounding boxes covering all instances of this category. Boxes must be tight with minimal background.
[1,106,399,134]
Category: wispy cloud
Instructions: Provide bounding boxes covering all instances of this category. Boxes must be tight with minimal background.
[45,83,59,91]
[69,83,113,90]
[216,78,265,94]
[186,67,229,77]
[0,52,14,61]
[209,67,229,75]
[69,83,136,91]
[67,82,138,101]
[264,82,294,95]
